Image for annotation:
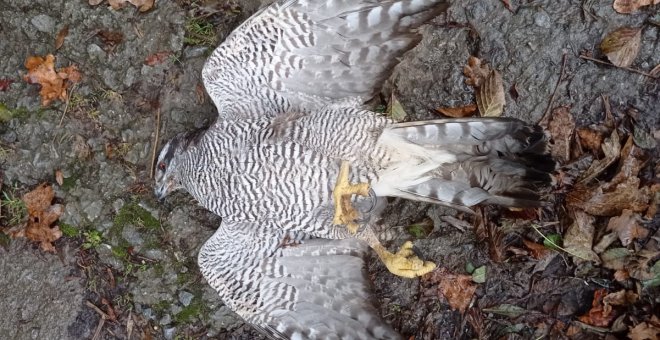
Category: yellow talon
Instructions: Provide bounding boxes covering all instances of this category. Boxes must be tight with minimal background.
[373,241,436,278]
[332,161,370,234]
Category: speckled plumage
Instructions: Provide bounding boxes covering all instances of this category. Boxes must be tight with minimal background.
[154,0,554,339]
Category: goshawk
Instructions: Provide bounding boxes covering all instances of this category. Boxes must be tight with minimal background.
[154,0,555,338]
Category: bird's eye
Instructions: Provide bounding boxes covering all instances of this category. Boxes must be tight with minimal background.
[158,162,166,171]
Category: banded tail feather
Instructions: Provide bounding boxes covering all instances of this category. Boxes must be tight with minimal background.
[374,118,556,212]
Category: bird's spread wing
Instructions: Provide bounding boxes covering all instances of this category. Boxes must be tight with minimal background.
[202,0,449,120]
[198,221,401,340]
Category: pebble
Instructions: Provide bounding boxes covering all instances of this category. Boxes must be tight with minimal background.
[178,291,194,307]
[30,14,56,33]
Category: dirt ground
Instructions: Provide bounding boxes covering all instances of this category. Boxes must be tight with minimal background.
[0,0,658,339]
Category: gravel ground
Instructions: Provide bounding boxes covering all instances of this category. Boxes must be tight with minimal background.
[0,0,657,339]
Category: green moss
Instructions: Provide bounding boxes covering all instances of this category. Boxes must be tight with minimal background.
[111,245,129,259]
[59,223,80,237]
[174,298,207,324]
[153,263,165,276]
[82,230,103,249]
[60,173,80,191]
[113,202,160,231]
[0,103,30,122]
[152,300,171,315]
[184,18,217,47]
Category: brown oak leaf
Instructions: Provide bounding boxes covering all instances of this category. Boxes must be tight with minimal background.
[600,27,642,67]
[9,183,63,252]
[613,0,660,14]
[422,267,477,313]
[23,54,81,106]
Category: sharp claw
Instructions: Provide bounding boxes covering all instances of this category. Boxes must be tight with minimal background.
[332,161,371,234]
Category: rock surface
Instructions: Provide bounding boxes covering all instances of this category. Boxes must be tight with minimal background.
[0,0,657,339]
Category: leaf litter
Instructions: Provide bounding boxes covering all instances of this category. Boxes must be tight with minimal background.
[7,183,63,252]
[23,54,81,106]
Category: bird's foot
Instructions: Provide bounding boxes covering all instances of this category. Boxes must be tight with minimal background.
[373,241,436,278]
[332,161,370,234]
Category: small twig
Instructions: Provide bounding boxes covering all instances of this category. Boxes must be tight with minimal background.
[86,300,110,320]
[579,54,658,79]
[530,224,589,261]
[87,300,108,340]
[58,83,77,127]
[91,318,105,340]
[150,107,161,179]
[539,52,568,126]
[126,310,134,340]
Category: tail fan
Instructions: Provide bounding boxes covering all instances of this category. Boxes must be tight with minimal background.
[375,118,556,212]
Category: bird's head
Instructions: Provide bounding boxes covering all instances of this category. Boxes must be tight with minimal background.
[154,134,187,201]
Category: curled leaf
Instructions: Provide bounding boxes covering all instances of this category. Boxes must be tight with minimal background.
[54,25,69,50]
[23,54,81,106]
[547,106,575,164]
[613,0,660,14]
[476,70,505,117]
[8,183,63,252]
[563,210,600,263]
[600,27,642,67]
[436,104,477,118]
[607,209,648,246]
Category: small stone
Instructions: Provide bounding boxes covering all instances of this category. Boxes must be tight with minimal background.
[113,199,125,214]
[142,307,156,320]
[183,46,209,59]
[163,327,176,340]
[144,249,165,261]
[87,44,106,61]
[96,244,125,271]
[82,201,104,222]
[178,291,194,307]
[124,67,137,87]
[30,14,56,33]
[121,224,144,247]
[30,327,40,339]
[533,12,552,29]
[159,314,172,325]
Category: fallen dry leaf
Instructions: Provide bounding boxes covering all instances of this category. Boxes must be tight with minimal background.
[563,210,601,263]
[613,0,660,14]
[476,70,505,117]
[463,57,505,117]
[603,289,638,307]
[422,267,477,313]
[577,127,605,155]
[88,0,103,5]
[607,209,648,246]
[547,106,575,164]
[0,78,13,91]
[613,269,630,281]
[628,321,660,340]
[600,27,642,67]
[522,238,551,259]
[54,25,69,50]
[578,289,617,327]
[578,129,620,183]
[436,104,477,118]
[464,56,490,87]
[650,64,660,78]
[55,169,64,186]
[98,30,124,50]
[8,183,63,252]
[628,250,660,281]
[23,54,81,106]
[107,0,154,12]
[144,51,172,66]
[568,177,654,216]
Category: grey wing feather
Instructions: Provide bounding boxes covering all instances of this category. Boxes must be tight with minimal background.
[202,0,449,120]
[198,221,401,340]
